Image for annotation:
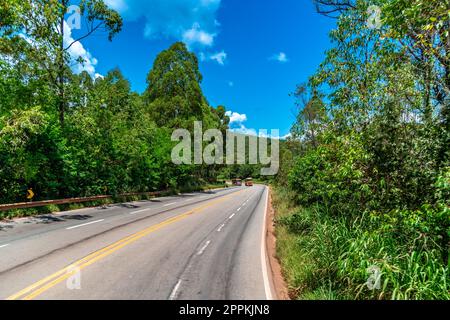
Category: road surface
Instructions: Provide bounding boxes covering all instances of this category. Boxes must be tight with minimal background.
[0,185,273,300]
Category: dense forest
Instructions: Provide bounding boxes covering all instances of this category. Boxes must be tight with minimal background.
[0,1,267,205]
[274,0,449,299]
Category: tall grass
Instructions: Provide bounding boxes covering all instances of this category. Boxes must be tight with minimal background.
[272,186,450,300]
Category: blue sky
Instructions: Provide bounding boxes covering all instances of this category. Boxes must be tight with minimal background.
[72,0,336,137]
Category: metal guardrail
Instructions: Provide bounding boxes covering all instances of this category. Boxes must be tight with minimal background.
[0,190,170,212]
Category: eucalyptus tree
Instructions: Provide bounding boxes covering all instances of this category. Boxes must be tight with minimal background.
[383,0,450,166]
[313,0,356,18]
[290,83,326,148]
[0,0,122,126]
[145,42,211,130]
[384,0,449,105]
[290,0,447,210]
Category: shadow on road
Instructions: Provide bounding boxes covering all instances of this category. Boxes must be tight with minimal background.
[26,214,94,225]
[0,224,13,232]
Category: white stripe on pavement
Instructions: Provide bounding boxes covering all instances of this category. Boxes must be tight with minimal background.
[130,208,150,215]
[0,244,9,249]
[197,240,211,255]
[169,279,182,300]
[66,219,104,230]
[163,202,177,207]
[261,187,273,300]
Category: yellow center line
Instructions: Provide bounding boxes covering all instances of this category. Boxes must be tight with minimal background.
[7,189,247,300]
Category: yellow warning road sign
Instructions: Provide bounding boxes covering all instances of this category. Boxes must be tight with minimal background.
[27,189,35,200]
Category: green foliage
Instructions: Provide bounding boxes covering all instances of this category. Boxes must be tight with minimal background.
[145,42,211,130]
[79,0,123,41]
[290,83,327,146]
[274,185,450,300]
[0,1,229,206]
[277,0,450,300]
[288,131,369,215]
[0,0,123,126]
[0,107,63,202]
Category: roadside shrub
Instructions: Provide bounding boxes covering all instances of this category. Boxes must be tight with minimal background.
[275,172,450,300]
[288,131,369,216]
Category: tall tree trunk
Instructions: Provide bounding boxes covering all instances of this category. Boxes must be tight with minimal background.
[58,0,67,127]
[57,1,67,199]
[423,55,432,124]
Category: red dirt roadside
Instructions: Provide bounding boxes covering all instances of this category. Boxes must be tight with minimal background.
[266,187,290,300]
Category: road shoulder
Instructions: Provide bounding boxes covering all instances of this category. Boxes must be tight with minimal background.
[266,186,290,300]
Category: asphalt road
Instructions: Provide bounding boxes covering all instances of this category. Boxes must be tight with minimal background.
[0,185,273,300]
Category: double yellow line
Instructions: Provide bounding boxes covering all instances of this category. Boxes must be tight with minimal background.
[7,190,244,300]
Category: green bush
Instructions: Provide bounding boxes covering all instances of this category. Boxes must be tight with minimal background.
[288,131,370,216]
[277,199,450,300]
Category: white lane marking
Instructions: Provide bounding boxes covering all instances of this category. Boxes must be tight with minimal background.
[237,207,241,212]
[163,202,177,207]
[0,244,10,249]
[129,208,150,215]
[261,187,273,300]
[66,219,104,230]
[169,279,182,300]
[229,213,235,219]
[217,224,226,232]
[197,240,211,255]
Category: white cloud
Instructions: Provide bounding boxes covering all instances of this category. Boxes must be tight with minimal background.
[226,111,264,137]
[104,0,128,11]
[198,50,228,65]
[63,22,98,76]
[225,110,282,139]
[226,111,247,124]
[229,126,282,138]
[182,23,215,47]
[229,125,257,136]
[270,52,289,63]
[209,51,227,65]
[106,0,222,47]
[226,111,258,137]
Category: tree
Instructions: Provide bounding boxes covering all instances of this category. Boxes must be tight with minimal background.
[0,107,62,202]
[313,0,356,18]
[312,0,449,167]
[281,1,450,299]
[383,0,449,103]
[0,0,122,126]
[57,0,122,125]
[290,83,326,147]
[214,105,231,134]
[383,0,450,166]
[145,42,207,129]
